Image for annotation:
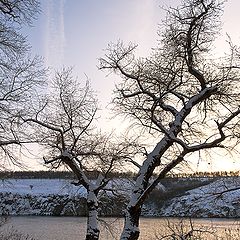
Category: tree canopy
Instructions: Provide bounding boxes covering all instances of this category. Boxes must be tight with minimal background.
[0,0,45,168]
[100,0,240,239]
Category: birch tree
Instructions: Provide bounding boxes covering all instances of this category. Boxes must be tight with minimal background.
[0,0,45,167]
[99,0,240,239]
[25,68,141,240]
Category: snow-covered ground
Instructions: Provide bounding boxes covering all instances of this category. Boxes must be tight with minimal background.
[0,178,134,197]
[0,178,133,216]
[161,177,240,217]
[0,177,240,217]
[0,179,87,197]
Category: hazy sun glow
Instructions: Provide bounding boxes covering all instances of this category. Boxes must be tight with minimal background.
[20,0,240,172]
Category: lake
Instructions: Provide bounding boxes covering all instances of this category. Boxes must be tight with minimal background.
[2,216,240,240]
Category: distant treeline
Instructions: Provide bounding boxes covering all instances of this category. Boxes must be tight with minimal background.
[169,171,240,178]
[0,170,239,179]
[0,170,136,180]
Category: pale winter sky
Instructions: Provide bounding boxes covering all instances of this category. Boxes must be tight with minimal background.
[22,0,240,172]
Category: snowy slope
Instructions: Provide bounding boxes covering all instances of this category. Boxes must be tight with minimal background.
[0,178,135,196]
[0,177,240,217]
[161,177,240,217]
[0,178,132,216]
[0,179,87,196]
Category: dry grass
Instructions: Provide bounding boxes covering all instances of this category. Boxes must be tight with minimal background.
[155,218,240,240]
[0,217,36,240]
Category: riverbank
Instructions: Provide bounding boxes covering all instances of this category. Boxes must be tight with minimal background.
[0,177,239,217]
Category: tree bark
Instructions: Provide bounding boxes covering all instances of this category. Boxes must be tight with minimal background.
[85,191,100,240]
[120,206,141,240]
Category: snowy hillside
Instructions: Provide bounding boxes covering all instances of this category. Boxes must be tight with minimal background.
[0,177,239,217]
[160,177,240,217]
[0,179,87,196]
[0,178,131,216]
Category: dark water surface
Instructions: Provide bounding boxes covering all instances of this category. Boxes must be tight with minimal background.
[3,216,240,240]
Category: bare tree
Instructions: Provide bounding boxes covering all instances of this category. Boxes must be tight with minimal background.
[154,218,240,240]
[155,218,216,240]
[24,67,141,240]
[0,216,36,240]
[0,0,40,24]
[99,0,240,239]
[0,0,45,167]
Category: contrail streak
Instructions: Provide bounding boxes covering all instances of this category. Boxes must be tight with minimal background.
[45,0,65,68]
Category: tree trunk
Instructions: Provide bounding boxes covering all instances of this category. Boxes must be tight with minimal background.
[120,206,141,240]
[85,191,100,240]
